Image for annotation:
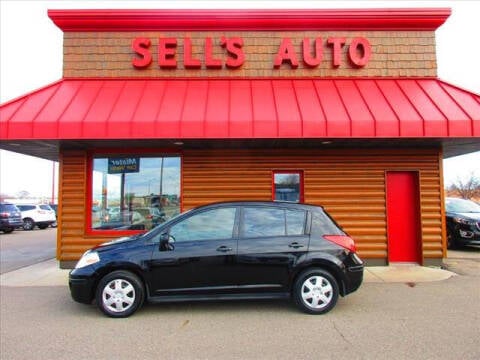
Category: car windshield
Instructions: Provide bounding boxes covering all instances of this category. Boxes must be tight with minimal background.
[446,198,480,213]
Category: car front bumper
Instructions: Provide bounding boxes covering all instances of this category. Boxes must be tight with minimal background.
[69,267,98,304]
[451,225,480,247]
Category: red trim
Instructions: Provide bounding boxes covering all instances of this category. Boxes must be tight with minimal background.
[48,8,451,32]
[85,149,182,237]
[272,170,305,203]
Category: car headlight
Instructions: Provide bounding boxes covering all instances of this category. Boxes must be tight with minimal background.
[453,217,475,225]
[75,251,100,269]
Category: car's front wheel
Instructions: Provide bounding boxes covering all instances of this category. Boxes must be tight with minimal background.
[293,268,339,315]
[95,270,145,318]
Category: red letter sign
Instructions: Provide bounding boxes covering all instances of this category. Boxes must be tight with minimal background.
[158,38,177,68]
[183,38,201,69]
[303,38,323,67]
[223,37,245,68]
[348,37,371,67]
[132,38,152,68]
[205,37,222,69]
[274,38,299,69]
[327,37,346,67]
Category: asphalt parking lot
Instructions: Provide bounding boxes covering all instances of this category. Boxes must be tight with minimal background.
[0,229,479,360]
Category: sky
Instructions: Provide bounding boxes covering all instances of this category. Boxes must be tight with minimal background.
[0,0,479,198]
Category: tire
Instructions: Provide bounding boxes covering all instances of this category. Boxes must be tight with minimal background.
[446,228,458,250]
[95,270,144,318]
[38,224,48,230]
[2,228,14,234]
[23,218,35,231]
[293,268,339,315]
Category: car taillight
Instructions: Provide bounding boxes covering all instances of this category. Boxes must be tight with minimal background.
[323,235,357,252]
[0,212,9,218]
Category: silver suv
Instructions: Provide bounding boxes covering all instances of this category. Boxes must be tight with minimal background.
[16,204,56,230]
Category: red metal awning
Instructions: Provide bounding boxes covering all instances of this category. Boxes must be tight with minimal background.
[1,78,479,140]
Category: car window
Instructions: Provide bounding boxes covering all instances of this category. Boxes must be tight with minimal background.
[1,204,19,212]
[40,205,52,211]
[311,211,344,236]
[242,207,285,238]
[286,209,306,235]
[242,207,307,238]
[18,205,35,211]
[169,207,236,242]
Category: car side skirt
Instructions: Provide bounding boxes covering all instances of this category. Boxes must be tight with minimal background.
[147,292,290,304]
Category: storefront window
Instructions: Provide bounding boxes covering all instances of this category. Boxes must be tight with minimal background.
[273,171,304,203]
[91,155,181,231]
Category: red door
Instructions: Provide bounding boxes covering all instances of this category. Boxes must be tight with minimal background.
[386,172,421,264]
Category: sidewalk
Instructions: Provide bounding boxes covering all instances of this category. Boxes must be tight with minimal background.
[0,258,456,287]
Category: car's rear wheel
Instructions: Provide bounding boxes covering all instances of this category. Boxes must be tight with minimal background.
[293,268,339,315]
[95,270,144,318]
[23,218,35,231]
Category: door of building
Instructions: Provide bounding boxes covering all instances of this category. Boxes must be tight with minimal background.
[386,171,421,264]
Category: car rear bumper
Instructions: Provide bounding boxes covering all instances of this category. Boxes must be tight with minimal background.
[0,219,24,229]
[343,253,364,295]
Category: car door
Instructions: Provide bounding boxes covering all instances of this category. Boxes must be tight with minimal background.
[147,206,238,296]
[236,205,309,292]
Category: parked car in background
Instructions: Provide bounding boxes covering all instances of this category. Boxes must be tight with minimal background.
[0,203,24,234]
[16,204,57,230]
[135,207,167,229]
[49,204,58,227]
[69,201,364,318]
[94,210,146,231]
[445,197,480,249]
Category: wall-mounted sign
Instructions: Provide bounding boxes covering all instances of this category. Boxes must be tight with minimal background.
[108,157,140,174]
[132,36,371,70]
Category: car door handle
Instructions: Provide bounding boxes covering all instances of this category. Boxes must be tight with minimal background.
[288,242,304,249]
[216,246,233,252]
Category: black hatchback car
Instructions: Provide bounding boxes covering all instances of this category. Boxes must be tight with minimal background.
[445,197,480,249]
[0,203,23,233]
[69,201,364,317]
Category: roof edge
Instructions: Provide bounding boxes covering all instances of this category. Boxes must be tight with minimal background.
[48,8,451,32]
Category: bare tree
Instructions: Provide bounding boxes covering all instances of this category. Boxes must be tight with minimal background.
[448,172,480,200]
[16,190,30,199]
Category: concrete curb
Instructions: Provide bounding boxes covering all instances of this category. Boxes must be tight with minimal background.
[364,264,456,283]
[0,258,457,287]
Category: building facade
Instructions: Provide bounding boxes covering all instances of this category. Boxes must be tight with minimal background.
[1,8,479,268]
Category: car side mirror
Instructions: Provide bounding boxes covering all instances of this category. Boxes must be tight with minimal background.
[159,232,175,251]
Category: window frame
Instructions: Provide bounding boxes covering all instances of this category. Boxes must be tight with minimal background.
[86,149,182,237]
[271,170,304,203]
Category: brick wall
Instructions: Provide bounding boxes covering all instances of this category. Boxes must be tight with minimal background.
[63,31,437,78]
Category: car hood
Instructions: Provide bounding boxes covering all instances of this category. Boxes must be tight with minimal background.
[449,212,480,221]
[94,234,143,251]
